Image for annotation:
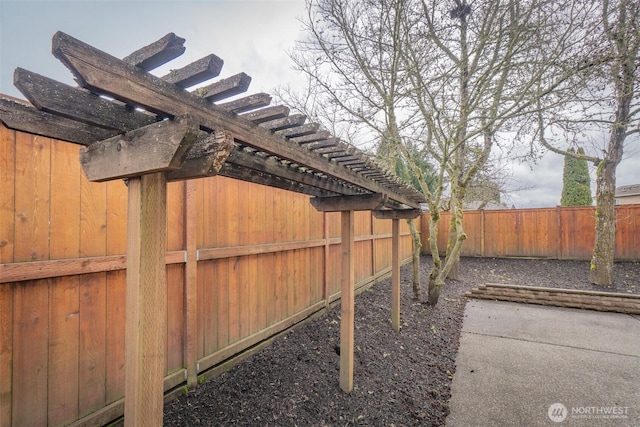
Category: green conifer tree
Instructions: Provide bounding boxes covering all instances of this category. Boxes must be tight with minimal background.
[561,147,593,206]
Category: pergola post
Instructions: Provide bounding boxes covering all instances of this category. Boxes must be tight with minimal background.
[391,218,400,332]
[340,210,355,392]
[124,173,167,427]
[372,208,421,333]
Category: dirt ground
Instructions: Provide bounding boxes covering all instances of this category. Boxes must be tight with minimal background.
[164,256,639,426]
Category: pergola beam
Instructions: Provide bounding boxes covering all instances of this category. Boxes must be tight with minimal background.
[79,115,199,181]
[161,54,223,88]
[51,31,422,208]
[310,193,388,212]
[123,32,185,71]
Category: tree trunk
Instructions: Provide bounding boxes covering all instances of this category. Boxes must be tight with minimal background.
[427,210,442,304]
[446,212,461,280]
[428,202,467,305]
[589,160,617,285]
[407,219,422,300]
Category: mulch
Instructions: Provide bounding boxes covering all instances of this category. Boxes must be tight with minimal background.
[164,256,639,426]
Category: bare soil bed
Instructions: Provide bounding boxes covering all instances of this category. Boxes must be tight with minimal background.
[164,256,639,426]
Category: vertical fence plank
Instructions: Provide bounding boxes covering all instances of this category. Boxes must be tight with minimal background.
[50,141,81,260]
[0,124,16,264]
[48,276,80,425]
[0,283,12,427]
[105,270,126,404]
[105,179,127,405]
[48,139,81,424]
[202,178,218,356]
[166,264,184,373]
[215,258,229,351]
[78,168,107,418]
[0,124,15,427]
[203,260,217,356]
[78,272,107,417]
[106,180,128,255]
[14,133,51,262]
[237,181,250,338]
[12,281,49,426]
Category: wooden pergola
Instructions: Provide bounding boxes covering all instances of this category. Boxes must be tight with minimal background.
[0,32,425,426]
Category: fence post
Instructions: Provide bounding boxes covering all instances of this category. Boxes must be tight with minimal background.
[184,180,198,388]
[391,218,400,332]
[340,210,355,392]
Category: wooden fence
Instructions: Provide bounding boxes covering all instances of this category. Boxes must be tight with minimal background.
[0,125,416,427]
[421,206,640,260]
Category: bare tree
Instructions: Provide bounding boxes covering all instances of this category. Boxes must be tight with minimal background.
[537,0,640,285]
[400,0,600,304]
[281,0,432,299]
[287,0,598,305]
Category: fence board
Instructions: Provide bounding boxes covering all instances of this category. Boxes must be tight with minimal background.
[80,174,107,258]
[14,133,50,262]
[202,260,217,356]
[2,124,423,427]
[51,141,81,260]
[166,264,184,374]
[616,206,640,260]
[0,125,15,264]
[167,182,185,252]
[105,270,126,404]
[216,258,229,351]
[422,206,640,261]
[12,280,49,426]
[106,180,127,256]
[78,273,106,417]
[0,283,12,427]
[48,276,80,425]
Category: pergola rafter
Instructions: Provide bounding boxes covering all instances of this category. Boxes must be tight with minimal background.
[0,31,426,426]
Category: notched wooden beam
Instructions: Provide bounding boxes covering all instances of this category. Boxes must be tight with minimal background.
[310,193,388,212]
[259,114,307,131]
[123,32,186,71]
[217,93,271,114]
[307,138,340,151]
[50,31,425,207]
[80,115,199,181]
[195,73,252,102]
[14,67,158,131]
[168,129,234,181]
[277,123,320,138]
[241,105,290,123]
[0,97,114,145]
[291,130,331,144]
[161,54,224,88]
[372,209,421,220]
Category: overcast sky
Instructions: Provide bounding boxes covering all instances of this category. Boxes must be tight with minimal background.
[1,0,638,208]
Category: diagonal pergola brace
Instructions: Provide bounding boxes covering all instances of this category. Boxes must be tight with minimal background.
[80,115,200,181]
